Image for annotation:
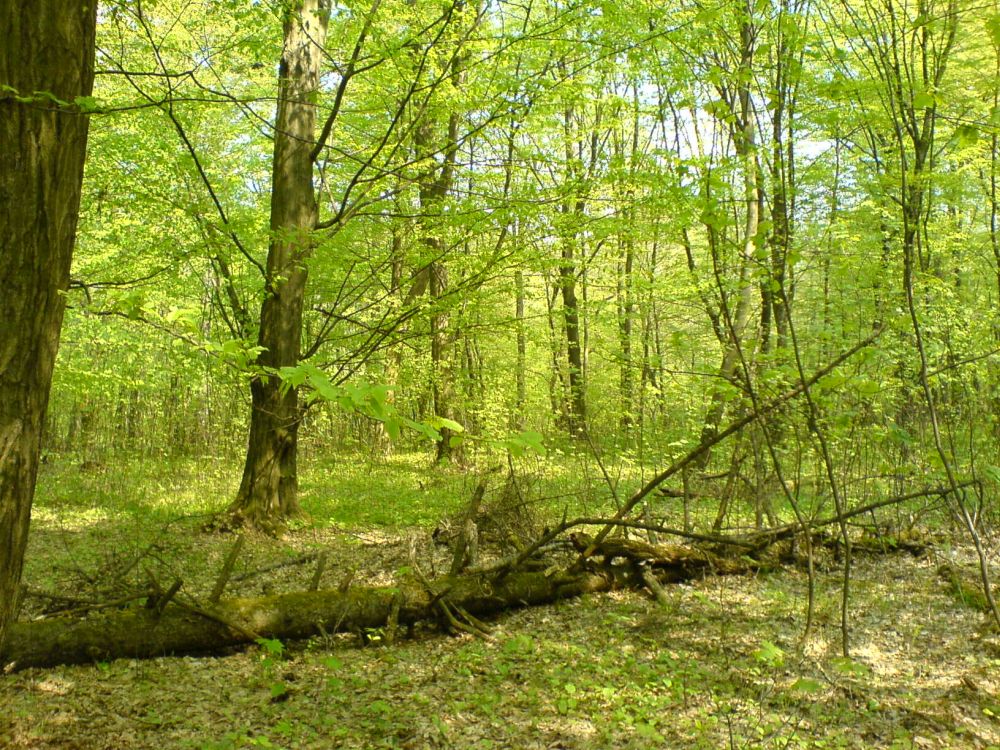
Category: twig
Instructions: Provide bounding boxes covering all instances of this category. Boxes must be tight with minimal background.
[309,552,329,592]
[155,579,183,616]
[209,535,244,604]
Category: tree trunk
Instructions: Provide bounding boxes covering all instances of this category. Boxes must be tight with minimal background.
[1,568,629,672]
[373,201,407,457]
[555,101,588,436]
[697,13,760,466]
[0,0,97,655]
[560,232,586,434]
[515,268,527,423]
[617,86,640,432]
[413,89,462,462]
[617,234,636,431]
[429,258,459,462]
[229,0,329,531]
[1,534,762,672]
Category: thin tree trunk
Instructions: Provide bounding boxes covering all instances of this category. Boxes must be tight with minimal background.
[617,91,639,431]
[560,232,586,434]
[0,0,98,653]
[698,11,760,467]
[373,199,406,457]
[230,0,329,530]
[515,268,527,423]
[560,104,587,435]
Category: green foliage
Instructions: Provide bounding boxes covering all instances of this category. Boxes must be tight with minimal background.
[754,640,786,669]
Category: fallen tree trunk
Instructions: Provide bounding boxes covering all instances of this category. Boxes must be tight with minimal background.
[2,567,635,672]
[8,503,942,673]
[2,534,764,672]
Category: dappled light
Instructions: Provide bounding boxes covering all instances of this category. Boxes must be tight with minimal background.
[4,0,1000,747]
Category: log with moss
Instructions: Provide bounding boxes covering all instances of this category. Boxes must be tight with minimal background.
[2,536,757,672]
[1,568,616,671]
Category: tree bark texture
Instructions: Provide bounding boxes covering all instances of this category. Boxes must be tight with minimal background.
[413,93,461,461]
[2,568,633,672]
[231,0,329,530]
[2,527,764,672]
[0,0,97,654]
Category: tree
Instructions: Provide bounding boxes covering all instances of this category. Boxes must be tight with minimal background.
[0,0,98,652]
[227,0,331,529]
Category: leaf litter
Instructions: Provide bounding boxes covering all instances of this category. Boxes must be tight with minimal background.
[2,520,1000,749]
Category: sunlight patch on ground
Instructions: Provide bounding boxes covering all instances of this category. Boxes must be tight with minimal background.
[30,505,114,529]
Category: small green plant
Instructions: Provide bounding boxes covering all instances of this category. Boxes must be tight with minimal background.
[754,640,786,668]
[255,638,288,700]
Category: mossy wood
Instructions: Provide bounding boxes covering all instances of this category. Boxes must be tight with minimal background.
[2,538,753,671]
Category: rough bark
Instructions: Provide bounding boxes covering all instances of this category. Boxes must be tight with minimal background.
[412,66,463,462]
[230,0,329,530]
[1,568,631,672]
[1,534,764,672]
[0,0,97,655]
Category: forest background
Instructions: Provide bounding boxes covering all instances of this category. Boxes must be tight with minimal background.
[5,0,1000,747]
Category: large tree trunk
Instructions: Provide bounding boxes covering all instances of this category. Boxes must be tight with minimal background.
[412,67,463,462]
[0,0,97,655]
[1,533,761,672]
[230,0,329,531]
[2,568,629,672]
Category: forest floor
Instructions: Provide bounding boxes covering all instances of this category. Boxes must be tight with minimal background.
[2,451,1000,749]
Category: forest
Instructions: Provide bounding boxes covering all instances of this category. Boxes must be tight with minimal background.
[3,0,1000,747]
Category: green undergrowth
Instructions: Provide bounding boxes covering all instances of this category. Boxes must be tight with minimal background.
[6,565,999,749]
[31,445,952,539]
[8,449,1000,749]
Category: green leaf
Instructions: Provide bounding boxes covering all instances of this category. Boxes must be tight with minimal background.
[506,430,545,456]
[426,415,464,433]
[383,417,401,442]
[754,640,785,667]
[269,682,288,698]
[403,417,440,443]
[818,373,848,391]
[912,91,935,109]
[74,95,100,112]
[792,677,823,694]
[955,124,979,148]
[830,656,870,678]
[256,637,285,657]
[855,379,880,397]
[987,14,1000,47]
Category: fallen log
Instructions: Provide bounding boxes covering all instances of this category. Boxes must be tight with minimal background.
[5,513,929,673]
[1,529,771,673]
[1,567,635,672]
